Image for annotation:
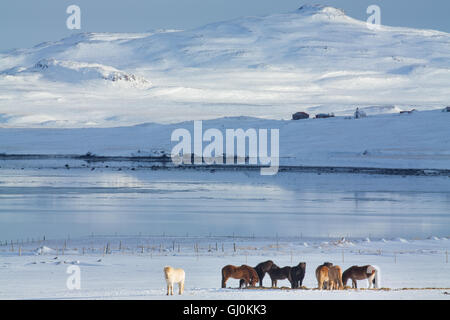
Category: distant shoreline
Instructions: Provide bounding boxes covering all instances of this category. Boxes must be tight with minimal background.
[1,153,449,176]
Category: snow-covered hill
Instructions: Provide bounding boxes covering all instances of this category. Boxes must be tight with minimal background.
[0,4,449,127]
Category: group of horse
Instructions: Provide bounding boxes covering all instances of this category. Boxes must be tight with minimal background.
[221,261,380,291]
[222,260,306,289]
[164,261,380,295]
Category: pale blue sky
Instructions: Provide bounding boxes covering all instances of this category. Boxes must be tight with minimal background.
[1,0,449,51]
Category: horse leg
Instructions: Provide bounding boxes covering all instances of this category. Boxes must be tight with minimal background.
[243,275,250,289]
[239,278,245,289]
[179,280,184,295]
[292,277,298,289]
[368,274,375,289]
[338,275,344,290]
[289,274,295,289]
[222,275,228,289]
[352,279,357,289]
[166,283,170,296]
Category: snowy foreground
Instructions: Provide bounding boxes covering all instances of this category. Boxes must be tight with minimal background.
[1,235,449,300]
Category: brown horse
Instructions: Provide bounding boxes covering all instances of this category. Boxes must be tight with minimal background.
[239,260,274,287]
[315,262,334,290]
[328,265,344,290]
[342,265,380,289]
[221,265,259,288]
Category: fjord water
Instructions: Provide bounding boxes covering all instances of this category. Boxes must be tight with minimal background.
[0,168,449,240]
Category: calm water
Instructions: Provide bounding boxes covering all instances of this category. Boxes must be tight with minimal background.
[0,168,449,240]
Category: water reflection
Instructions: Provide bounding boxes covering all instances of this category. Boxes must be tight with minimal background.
[0,169,449,239]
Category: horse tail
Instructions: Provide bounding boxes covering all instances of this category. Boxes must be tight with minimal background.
[342,269,349,287]
[338,270,344,289]
[371,265,381,288]
[250,267,259,286]
[221,266,228,288]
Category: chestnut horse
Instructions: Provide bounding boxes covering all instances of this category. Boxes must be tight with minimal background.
[328,265,344,290]
[239,260,274,288]
[315,262,334,290]
[342,265,380,289]
[222,265,259,288]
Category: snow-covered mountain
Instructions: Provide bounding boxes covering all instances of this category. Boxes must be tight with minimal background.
[0,4,449,127]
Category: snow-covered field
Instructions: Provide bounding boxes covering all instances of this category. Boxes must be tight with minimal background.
[0,235,449,300]
[0,5,449,127]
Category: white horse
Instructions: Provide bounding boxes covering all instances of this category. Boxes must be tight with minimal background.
[164,266,185,295]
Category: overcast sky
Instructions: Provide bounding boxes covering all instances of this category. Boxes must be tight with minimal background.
[1,0,449,51]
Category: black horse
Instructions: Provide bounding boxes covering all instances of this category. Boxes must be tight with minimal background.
[267,264,292,287]
[290,262,306,288]
[239,260,274,287]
